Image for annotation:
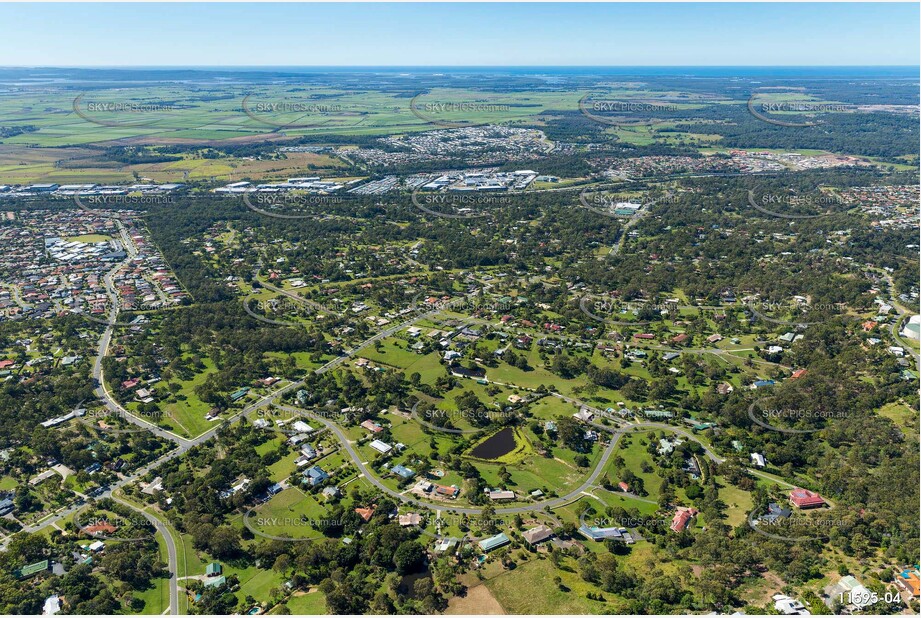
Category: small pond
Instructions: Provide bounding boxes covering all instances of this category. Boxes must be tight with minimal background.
[469,427,517,459]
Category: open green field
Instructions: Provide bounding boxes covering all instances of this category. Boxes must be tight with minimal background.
[358,337,422,369]
[475,449,596,502]
[133,529,171,615]
[276,590,327,614]
[65,233,113,243]
[267,452,300,483]
[484,556,623,613]
[233,565,288,610]
[134,576,170,615]
[876,401,919,437]
[146,356,220,438]
[487,355,590,395]
[602,431,698,507]
[0,85,575,149]
[525,396,582,420]
[717,478,755,526]
[590,487,660,515]
[388,412,442,450]
[243,487,327,541]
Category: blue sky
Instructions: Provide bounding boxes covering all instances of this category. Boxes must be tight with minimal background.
[0,3,918,67]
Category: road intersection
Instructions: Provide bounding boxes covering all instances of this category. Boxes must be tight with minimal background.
[4,245,902,610]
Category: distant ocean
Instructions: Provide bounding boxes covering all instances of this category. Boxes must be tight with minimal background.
[77,66,921,78]
[0,65,917,87]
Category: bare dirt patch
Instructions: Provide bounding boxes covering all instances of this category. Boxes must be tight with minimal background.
[446,584,506,615]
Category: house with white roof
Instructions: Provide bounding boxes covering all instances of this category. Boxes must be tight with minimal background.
[369,439,392,454]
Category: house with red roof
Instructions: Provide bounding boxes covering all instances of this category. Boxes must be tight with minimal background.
[433,484,459,498]
[84,522,118,536]
[790,369,808,380]
[895,567,920,599]
[789,488,825,509]
[354,506,375,522]
[670,507,698,533]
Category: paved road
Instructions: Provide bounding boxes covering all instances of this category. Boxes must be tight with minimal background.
[878,271,920,365]
[94,325,194,447]
[890,314,920,365]
[275,404,733,516]
[315,291,482,375]
[592,486,658,506]
[11,235,817,549]
[1,446,186,547]
[93,259,310,448]
[91,222,196,446]
[111,495,179,615]
[606,422,724,464]
[605,193,660,257]
[252,265,342,317]
[277,403,619,515]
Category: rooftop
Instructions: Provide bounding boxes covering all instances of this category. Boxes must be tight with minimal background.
[478,532,511,553]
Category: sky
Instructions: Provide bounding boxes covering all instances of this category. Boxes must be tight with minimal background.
[0,3,918,67]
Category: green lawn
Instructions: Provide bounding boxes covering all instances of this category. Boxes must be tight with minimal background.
[358,338,421,369]
[256,436,282,457]
[487,357,587,394]
[604,431,696,506]
[129,355,220,438]
[178,532,209,579]
[484,556,626,613]
[276,590,326,614]
[134,574,170,614]
[717,478,755,527]
[267,451,300,483]
[591,488,660,515]
[876,401,918,437]
[66,233,113,243]
[234,566,287,609]
[525,396,581,420]
[243,488,327,541]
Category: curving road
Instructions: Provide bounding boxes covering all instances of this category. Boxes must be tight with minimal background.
[277,403,618,515]
[13,226,821,555]
[252,264,343,317]
[602,191,671,258]
[862,267,920,365]
[111,494,179,615]
[1,447,184,546]
[275,404,736,516]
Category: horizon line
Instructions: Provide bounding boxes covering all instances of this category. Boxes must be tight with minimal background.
[3,64,920,69]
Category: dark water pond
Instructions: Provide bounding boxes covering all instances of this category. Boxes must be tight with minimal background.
[469,427,516,459]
